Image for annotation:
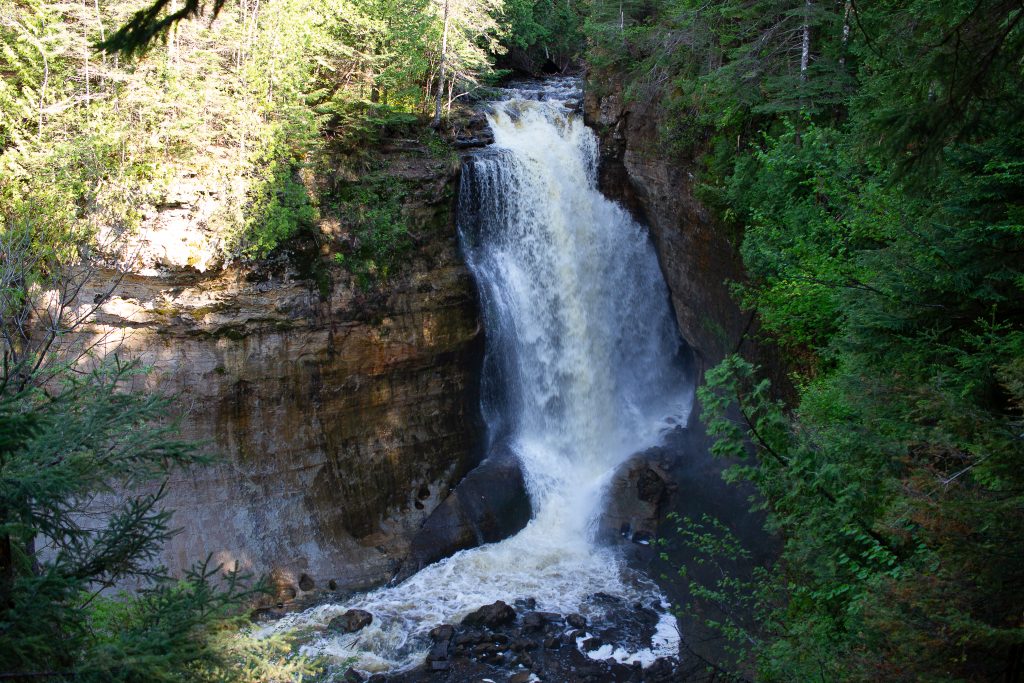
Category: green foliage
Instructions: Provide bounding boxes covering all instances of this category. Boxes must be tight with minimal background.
[1,0,533,268]
[501,0,584,64]
[330,172,413,289]
[0,160,316,683]
[0,357,319,681]
[587,0,1024,678]
[659,512,765,675]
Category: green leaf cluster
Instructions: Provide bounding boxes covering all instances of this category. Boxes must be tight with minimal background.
[330,171,413,289]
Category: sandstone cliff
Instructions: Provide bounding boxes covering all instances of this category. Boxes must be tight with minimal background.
[80,142,483,600]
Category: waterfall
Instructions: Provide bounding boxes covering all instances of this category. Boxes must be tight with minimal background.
[260,78,694,674]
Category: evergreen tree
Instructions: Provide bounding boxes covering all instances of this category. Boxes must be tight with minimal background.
[0,214,316,681]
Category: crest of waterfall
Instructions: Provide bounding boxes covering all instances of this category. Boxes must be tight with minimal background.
[257,78,694,674]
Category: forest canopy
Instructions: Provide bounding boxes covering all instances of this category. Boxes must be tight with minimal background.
[0,0,582,261]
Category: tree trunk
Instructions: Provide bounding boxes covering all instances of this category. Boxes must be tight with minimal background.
[839,0,852,67]
[800,0,811,83]
[431,0,450,128]
[797,0,812,144]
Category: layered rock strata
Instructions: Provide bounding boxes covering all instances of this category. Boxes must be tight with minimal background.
[80,144,484,599]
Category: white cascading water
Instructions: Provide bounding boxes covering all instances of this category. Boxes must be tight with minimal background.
[259,78,694,674]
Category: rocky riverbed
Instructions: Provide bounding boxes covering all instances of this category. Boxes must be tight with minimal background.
[260,596,691,683]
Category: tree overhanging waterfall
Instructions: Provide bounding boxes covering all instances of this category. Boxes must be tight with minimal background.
[261,78,695,674]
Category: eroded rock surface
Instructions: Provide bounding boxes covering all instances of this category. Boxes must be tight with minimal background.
[78,143,485,598]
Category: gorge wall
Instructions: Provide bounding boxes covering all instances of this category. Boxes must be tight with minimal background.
[583,78,750,371]
[81,143,483,601]
[584,74,778,673]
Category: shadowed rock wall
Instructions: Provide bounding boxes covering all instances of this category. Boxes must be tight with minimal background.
[585,75,779,675]
[583,79,750,371]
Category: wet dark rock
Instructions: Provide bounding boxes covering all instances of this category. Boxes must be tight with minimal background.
[454,135,494,149]
[637,467,666,503]
[372,591,686,682]
[426,627,452,663]
[452,113,495,149]
[644,657,677,682]
[478,650,505,664]
[576,664,605,678]
[250,607,286,622]
[342,668,365,683]
[566,613,587,629]
[461,600,516,629]
[402,445,531,578]
[327,609,373,634]
[599,454,672,547]
[521,611,545,632]
[427,642,449,663]
[429,624,454,643]
[298,573,315,591]
[514,596,537,610]
[511,637,534,652]
[454,631,482,646]
[509,673,533,683]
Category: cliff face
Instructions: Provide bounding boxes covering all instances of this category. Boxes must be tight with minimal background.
[584,75,778,671]
[82,145,483,599]
[583,79,749,370]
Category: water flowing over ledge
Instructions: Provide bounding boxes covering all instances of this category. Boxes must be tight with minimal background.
[257,77,694,675]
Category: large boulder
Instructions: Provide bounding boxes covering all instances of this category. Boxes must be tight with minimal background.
[327,609,373,634]
[461,601,517,629]
[599,448,673,545]
[399,443,531,577]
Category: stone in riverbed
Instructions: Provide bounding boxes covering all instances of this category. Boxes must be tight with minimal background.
[429,624,454,642]
[327,609,373,634]
[461,600,516,629]
[455,630,483,645]
[566,613,587,629]
[400,444,531,579]
[520,611,545,632]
